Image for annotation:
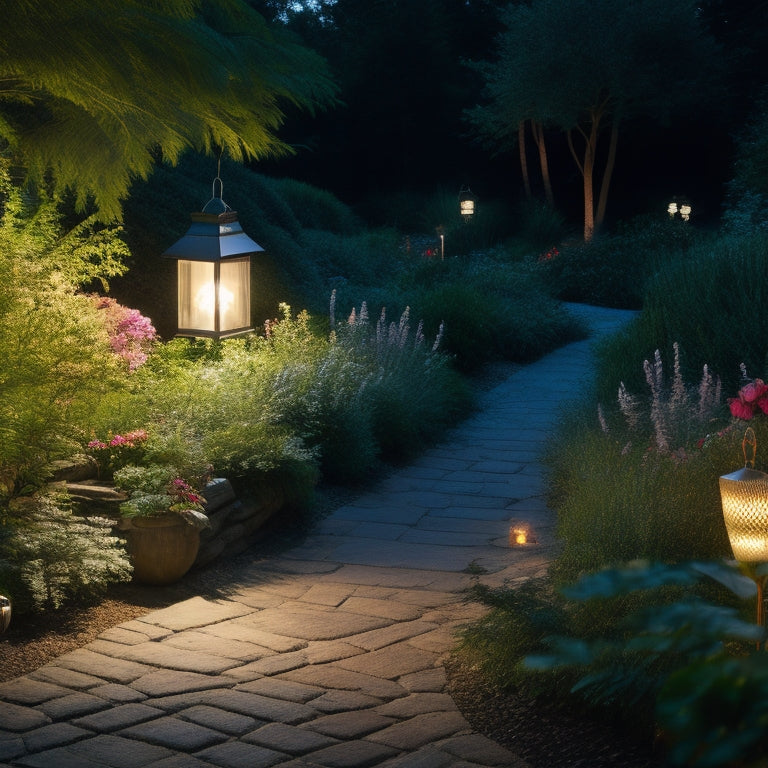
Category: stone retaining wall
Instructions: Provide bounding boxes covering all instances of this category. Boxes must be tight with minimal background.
[54,464,283,571]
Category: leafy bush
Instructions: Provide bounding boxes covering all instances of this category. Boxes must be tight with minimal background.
[0,184,130,501]
[525,561,768,768]
[0,494,132,613]
[546,344,736,585]
[595,230,768,402]
[410,256,585,372]
[538,215,701,309]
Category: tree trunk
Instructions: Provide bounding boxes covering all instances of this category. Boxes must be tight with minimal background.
[595,122,619,235]
[518,120,532,199]
[531,119,554,207]
[567,111,602,242]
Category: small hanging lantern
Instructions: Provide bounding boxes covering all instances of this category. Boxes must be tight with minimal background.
[719,428,768,563]
[162,175,263,339]
[459,187,476,221]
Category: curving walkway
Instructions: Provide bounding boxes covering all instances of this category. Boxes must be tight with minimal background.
[0,304,637,768]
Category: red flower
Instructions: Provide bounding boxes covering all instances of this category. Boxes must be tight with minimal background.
[740,379,768,403]
[729,397,755,420]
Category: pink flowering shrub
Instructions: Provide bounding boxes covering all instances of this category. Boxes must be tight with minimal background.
[86,429,148,478]
[92,295,157,371]
[727,372,768,420]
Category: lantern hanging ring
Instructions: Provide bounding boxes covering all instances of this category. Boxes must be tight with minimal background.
[744,427,757,468]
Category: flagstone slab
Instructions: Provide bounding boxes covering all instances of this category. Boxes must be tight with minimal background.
[0,700,50,731]
[53,649,152,683]
[336,644,439,679]
[158,630,270,661]
[135,596,252,631]
[177,704,259,735]
[234,604,391,641]
[0,678,72,705]
[246,721,339,754]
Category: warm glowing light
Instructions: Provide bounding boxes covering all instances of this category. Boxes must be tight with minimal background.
[720,466,768,562]
[667,202,678,217]
[460,200,475,216]
[679,204,691,221]
[510,527,528,546]
[194,282,234,317]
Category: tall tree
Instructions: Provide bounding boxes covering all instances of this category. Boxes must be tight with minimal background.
[467,0,721,240]
[0,0,337,219]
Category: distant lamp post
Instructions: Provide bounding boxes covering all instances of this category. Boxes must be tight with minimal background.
[719,428,768,636]
[667,197,692,222]
[436,225,445,260]
[459,187,476,221]
[163,176,263,339]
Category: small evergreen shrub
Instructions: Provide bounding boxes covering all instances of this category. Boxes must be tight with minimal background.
[0,494,132,614]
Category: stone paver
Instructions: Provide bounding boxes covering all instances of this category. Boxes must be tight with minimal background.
[0,304,635,767]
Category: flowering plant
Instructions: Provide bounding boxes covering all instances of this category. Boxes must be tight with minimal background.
[87,429,148,478]
[728,377,768,420]
[114,464,209,529]
[92,295,157,372]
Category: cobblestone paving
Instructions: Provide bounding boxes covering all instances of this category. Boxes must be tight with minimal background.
[0,304,637,767]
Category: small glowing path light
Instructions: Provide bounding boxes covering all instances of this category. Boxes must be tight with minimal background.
[719,427,768,637]
[163,175,263,339]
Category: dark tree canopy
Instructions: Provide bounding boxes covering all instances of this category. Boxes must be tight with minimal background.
[466,0,723,239]
[0,0,337,219]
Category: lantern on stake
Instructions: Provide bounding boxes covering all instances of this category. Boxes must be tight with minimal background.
[719,427,768,636]
[163,174,263,339]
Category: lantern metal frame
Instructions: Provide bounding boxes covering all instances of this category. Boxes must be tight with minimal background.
[162,176,263,339]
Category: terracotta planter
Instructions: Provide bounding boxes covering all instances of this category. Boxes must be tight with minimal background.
[124,513,200,586]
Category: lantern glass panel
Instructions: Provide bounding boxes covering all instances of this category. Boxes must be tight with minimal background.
[219,258,250,332]
[178,260,215,333]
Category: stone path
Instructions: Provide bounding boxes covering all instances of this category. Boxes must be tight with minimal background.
[0,304,637,768]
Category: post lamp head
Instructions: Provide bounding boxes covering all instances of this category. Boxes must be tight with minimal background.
[719,429,768,562]
[162,177,263,339]
[459,187,476,221]
[667,197,692,222]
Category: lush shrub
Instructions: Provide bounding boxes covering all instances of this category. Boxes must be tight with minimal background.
[0,494,132,614]
[595,230,768,402]
[410,255,585,372]
[547,343,736,585]
[0,185,130,501]
[270,177,362,234]
[538,215,701,309]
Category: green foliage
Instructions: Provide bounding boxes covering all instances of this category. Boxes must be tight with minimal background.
[0,188,128,501]
[546,343,737,585]
[594,230,768,401]
[722,95,768,235]
[0,494,132,613]
[410,256,585,372]
[1,0,337,219]
[269,177,362,234]
[466,0,721,239]
[525,561,768,768]
[538,215,702,309]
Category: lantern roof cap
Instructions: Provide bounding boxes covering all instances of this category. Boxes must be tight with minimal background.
[162,175,263,262]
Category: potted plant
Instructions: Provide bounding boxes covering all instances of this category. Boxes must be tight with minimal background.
[114,464,209,585]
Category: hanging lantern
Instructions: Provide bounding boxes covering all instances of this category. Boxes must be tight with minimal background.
[459,187,476,221]
[719,429,768,562]
[162,176,263,339]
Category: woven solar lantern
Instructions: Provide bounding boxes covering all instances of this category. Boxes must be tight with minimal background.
[719,428,768,562]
